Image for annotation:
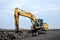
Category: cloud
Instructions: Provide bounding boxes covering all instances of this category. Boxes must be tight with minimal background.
[45,4,60,11]
[0,0,4,2]
[0,0,60,29]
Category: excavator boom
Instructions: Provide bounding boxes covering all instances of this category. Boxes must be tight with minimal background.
[19,10,36,25]
[14,8,36,32]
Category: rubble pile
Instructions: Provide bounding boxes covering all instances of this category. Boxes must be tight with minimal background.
[0,31,30,40]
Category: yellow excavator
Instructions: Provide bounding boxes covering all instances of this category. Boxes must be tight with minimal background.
[14,8,48,34]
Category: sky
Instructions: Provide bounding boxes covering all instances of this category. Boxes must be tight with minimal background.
[0,0,60,29]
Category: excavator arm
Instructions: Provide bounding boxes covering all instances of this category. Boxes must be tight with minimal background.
[14,8,36,32]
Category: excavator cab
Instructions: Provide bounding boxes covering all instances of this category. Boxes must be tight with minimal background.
[32,19,48,34]
[35,19,43,29]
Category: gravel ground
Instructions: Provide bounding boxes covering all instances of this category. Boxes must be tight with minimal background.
[0,29,60,40]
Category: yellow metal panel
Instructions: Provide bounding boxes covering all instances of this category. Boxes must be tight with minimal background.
[44,23,48,30]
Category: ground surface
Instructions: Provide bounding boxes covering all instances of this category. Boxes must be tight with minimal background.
[0,29,60,40]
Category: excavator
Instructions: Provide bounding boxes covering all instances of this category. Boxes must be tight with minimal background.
[14,8,48,35]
